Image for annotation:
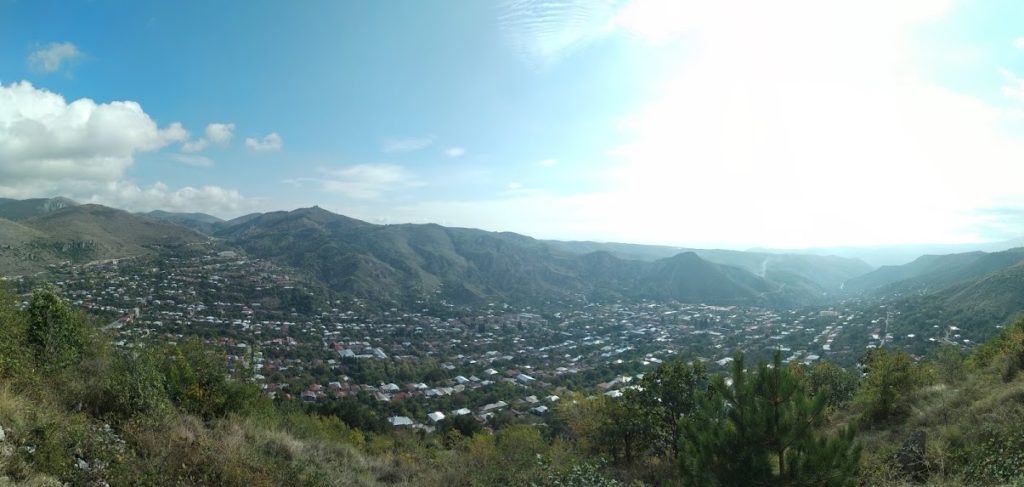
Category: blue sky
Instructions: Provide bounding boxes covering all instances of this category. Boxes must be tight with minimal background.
[2,0,1024,248]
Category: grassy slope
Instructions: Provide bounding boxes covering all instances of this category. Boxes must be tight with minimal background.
[839,319,1024,486]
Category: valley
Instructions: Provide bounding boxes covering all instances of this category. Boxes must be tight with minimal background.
[2,198,1024,486]
[1,199,1015,434]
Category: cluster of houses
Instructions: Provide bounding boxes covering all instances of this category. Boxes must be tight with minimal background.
[23,246,968,433]
[386,393,561,431]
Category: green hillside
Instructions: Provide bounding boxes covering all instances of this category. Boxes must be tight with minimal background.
[844,249,1024,294]
[23,205,205,259]
[217,207,816,307]
[0,203,206,276]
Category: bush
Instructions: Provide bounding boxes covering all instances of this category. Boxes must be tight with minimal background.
[856,348,930,425]
[26,289,87,371]
[101,348,171,420]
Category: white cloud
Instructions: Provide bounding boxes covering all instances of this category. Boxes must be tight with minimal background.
[0,81,250,216]
[445,147,466,157]
[0,81,186,181]
[245,132,283,152]
[1001,68,1024,102]
[1015,37,1024,50]
[381,136,435,153]
[84,181,247,214]
[170,154,213,167]
[180,139,208,153]
[287,164,423,199]
[28,42,82,73]
[537,158,558,167]
[507,181,523,190]
[181,122,235,153]
[205,123,235,144]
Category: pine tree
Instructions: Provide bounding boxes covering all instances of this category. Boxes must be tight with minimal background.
[678,352,861,486]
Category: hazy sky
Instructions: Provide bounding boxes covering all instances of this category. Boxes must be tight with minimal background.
[2,0,1024,248]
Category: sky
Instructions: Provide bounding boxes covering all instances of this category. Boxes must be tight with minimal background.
[2,0,1024,249]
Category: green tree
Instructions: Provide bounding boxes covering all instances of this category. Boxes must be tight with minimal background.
[439,414,482,437]
[801,361,859,409]
[27,288,86,370]
[0,283,31,376]
[594,394,654,465]
[162,338,265,419]
[679,352,861,486]
[856,348,929,425]
[632,359,708,457]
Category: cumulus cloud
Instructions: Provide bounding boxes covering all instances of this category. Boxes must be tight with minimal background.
[537,158,558,167]
[0,81,186,181]
[1016,37,1024,50]
[87,181,248,214]
[0,81,250,215]
[286,164,424,199]
[245,132,283,152]
[205,123,235,144]
[381,136,434,153]
[28,42,82,73]
[445,147,466,157]
[181,122,235,153]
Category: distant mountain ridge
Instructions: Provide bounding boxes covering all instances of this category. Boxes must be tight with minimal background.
[546,240,871,293]
[0,203,205,275]
[752,239,1024,267]
[215,207,828,307]
[842,247,1024,340]
[0,197,78,221]
[844,248,1024,294]
[145,210,224,234]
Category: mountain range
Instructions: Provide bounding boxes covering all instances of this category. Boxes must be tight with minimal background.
[3,197,1024,321]
[213,206,826,306]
